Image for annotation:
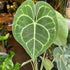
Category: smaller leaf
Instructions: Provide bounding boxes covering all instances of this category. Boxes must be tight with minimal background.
[41,57,53,70]
[43,58,53,70]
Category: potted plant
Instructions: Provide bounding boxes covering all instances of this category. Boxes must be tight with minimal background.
[12,0,68,70]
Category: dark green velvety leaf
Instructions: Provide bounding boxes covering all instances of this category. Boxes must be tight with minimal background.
[12,1,57,61]
[54,11,68,46]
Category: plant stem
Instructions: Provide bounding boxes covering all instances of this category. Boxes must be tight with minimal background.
[21,59,32,67]
[31,62,34,70]
[39,51,46,70]
[33,59,38,70]
[2,40,4,46]
[40,62,43,70]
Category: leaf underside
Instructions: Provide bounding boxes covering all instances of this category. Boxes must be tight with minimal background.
[12,1,57,61]
[54,11,68,46]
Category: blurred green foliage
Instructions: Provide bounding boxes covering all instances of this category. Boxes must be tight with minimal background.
[0,51,20,70]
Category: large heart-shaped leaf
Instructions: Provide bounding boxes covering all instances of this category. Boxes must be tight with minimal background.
[12,1,57,61]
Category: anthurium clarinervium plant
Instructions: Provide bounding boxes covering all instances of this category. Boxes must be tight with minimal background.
[12,0,68,70]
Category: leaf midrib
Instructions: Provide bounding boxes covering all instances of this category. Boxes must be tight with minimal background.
[33,22,36,60]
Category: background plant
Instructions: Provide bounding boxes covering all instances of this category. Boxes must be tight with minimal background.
[47,0,66,14]
[53,46,70,70]
[0,32,20,70]
[0,51,20,70]
[0,24,13,53]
